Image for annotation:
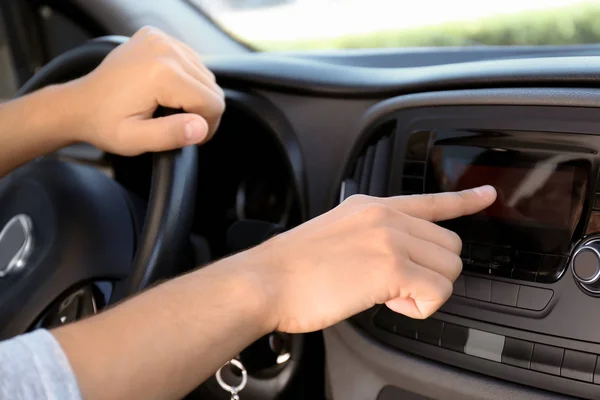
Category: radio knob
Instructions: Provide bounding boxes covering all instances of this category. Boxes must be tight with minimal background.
[572,238,600,294]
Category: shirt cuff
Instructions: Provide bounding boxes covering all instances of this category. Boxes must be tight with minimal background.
[0,329,82,400]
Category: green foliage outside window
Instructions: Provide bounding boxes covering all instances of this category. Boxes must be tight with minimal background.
[253,2,600,51]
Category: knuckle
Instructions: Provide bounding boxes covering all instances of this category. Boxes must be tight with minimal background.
[361,203,391,225]
[150,37,175,55]
[449,254,463,280]
[373,226,395,248]
[197,93,226,126]
[343,193,370,206]
[447,230,462,253]
[135,26,154,38]
[438,279,454,302]
[139,26,165,39]
[373,227,403,266]
[213,95,226,117]
[207,68,217,82]
[149,58,175,80]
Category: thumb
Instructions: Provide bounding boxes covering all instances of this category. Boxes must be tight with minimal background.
[120,114,209,154]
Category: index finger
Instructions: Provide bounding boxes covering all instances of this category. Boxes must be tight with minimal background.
[384,186,497,222]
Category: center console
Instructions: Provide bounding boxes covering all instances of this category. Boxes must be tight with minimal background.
[340,101,600,399]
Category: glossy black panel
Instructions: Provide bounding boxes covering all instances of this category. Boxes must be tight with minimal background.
[426,130,592,256]
[441,323,469,353]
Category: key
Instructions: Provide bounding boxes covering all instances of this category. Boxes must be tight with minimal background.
[215,358,247,400]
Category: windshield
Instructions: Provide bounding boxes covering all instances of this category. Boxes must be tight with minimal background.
[190,0,600,51]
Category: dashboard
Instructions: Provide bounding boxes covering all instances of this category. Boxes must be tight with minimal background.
[195,53,600,399]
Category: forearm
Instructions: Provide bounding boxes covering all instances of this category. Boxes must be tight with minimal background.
[52,251,274,400]
[0,83,80,177]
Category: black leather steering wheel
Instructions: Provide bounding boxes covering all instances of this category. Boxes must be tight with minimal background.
[0,37,198,339]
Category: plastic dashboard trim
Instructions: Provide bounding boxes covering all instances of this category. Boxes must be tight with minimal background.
[223,89,308,222]
[325,321,573,400]
[204,56,600,98]
[359,87,600,132]
[326,87,600,400]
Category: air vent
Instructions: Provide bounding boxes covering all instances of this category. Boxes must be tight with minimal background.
[400,131,431,195]
[340,120,396,202]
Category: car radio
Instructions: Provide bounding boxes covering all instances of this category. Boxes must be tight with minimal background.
[347,104,600,400]
[399,128,599,284]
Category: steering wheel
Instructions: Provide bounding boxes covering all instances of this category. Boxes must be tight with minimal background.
[0,37,198,339]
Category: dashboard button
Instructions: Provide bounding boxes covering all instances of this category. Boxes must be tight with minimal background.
[537,255,567,283]
[395,318,419,339]
[374,307,418,339]
[513,252,542,280]
[516,285,553,311]
[464,329,505,362]
[572,248,600,283]
[531,344,564,376]
[490,281,519,307]
[417,319,444,346]
[373,306,396,333]
[441,323,469,353]
[491,247,512,265]
[561,350,596,383]
[490,247,514,277]
[470,245,492,268]
[502,337,534,369]
[453,275,466,297]
[465,276,491,302]
[593,357,600,384]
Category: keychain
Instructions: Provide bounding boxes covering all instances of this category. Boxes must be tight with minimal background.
[216,358,247,400]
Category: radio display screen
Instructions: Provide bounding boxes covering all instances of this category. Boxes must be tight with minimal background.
[427,145,589,254]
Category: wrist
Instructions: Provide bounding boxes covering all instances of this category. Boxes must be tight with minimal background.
[47,79,91,144]
[195,249,280,336]
[239,245,284,334]
[16,81,86,146]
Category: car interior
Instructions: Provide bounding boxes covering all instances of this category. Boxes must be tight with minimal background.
[3,0,600,399]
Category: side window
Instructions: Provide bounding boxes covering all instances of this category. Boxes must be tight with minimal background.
[0,2,97,97]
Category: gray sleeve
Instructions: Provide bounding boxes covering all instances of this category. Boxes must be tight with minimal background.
[0,329,82,400]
